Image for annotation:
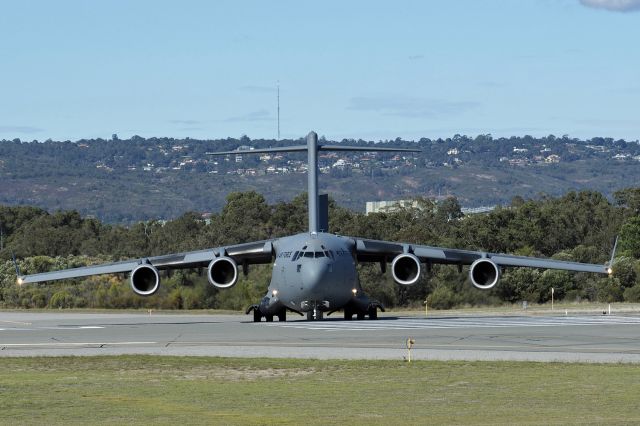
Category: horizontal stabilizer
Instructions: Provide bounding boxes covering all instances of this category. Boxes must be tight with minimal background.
[207,144,420,156]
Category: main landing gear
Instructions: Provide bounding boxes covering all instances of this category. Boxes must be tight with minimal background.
[246,305,287,323]
[343,303,383,320]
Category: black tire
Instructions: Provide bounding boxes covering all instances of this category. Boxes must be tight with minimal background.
[253,309,262,322]
[278,310,286,322]
[357,312,365,320]
[266,315,274,322]
[368,306,378,320]
[307,311,314,321]
[344,309,353,320]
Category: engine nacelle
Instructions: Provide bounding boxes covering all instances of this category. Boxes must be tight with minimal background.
[391,253,421,286]
[130,264,160,296]
[207,257,238,289]
[469,258,500,290]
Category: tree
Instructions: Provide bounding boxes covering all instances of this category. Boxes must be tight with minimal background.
[619,217,640,258]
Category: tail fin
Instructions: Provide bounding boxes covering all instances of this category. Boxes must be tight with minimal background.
[207,131,420,234]
[318,194,329,233]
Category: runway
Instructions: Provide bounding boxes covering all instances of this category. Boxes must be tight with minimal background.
[2,311,640,363]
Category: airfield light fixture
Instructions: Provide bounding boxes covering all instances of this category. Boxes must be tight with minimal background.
[272,289,278,297]
[351,288,357,296]
[607,267,613,275]
[17,277,23,286]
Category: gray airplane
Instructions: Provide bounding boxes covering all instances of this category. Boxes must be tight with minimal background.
[17,131,614,321]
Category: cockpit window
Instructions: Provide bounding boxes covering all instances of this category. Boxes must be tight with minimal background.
[315,251,325,258]
[291,251,300,261]
[303,252,314,258]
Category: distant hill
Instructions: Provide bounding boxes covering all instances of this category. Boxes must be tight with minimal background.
[1,134,639,223]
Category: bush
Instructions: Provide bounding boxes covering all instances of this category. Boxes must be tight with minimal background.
[49,290,73,308]
[598,278,624,303]
[623,285,640,302]
[429,286,459,310]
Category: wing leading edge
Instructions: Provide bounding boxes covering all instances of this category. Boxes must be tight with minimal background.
[353,237,610,275]
[18,240,274,285]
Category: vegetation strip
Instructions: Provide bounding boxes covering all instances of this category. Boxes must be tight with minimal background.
[1,356,638,424]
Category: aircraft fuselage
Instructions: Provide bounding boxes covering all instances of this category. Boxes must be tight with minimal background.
[258,232,369,317]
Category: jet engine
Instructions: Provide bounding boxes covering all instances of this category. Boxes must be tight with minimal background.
[130,264,160,296]
[207,257,238,289]
[469,258,500,289]
[391,253,421,286]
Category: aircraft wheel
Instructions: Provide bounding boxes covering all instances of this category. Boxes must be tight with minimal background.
[344,309,353,320]
[357,312,365,320]
[253,309,262,322]
[266,315,274,322]
[307,311,314,321]
[278,310,286,322]
[368,306,378,320]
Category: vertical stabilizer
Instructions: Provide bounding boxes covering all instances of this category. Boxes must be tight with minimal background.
[307,131,319,234]
[206,131,419,236]
[318,194,329,233]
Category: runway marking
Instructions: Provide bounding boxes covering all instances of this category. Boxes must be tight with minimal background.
[1,341,157,347]
[264,316,640,331]
[0,320,32,326]
[41,326,106,330]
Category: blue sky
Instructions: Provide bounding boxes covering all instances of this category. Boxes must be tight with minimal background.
[1,0,639,142]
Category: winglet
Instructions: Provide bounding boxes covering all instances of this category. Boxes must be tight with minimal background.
[12,251,24,285]
[606,236,619,275]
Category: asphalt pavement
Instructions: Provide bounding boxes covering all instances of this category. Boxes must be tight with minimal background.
[2,311,640,362]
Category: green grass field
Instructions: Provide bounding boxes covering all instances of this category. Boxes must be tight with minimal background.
[1,356,638,425]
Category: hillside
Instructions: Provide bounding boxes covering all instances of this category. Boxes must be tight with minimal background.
[1,134,639,222]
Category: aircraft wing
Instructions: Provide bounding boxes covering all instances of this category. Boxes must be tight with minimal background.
[353,238,610,274]
[18,240,275,284]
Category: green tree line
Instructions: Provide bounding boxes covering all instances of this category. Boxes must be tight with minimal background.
[1,188,640,310]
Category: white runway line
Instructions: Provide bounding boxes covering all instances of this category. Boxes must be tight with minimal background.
[265,316,640,331]
[1,341,157,347]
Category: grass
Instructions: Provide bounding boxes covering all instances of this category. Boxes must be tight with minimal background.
[1,356,639,425]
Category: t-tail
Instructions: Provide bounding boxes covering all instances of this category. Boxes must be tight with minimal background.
[207,131,420,234]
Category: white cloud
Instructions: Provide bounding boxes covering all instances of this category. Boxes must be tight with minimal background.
[579,0,640,12]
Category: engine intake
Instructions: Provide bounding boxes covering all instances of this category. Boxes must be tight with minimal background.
[469,258,500,290]
[391,253,421,286]
[207,257,238,289]
[130,264,160,296]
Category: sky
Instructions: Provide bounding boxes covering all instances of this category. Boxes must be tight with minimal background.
[1,0,639,142]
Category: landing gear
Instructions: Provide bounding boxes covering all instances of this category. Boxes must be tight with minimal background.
[278,310,286,322]
[307,309,323,321]
[344,308,353,320]
[343,303,382,321]
[247,305,287,322]
[368,305,378,320]
[253,309,262,323]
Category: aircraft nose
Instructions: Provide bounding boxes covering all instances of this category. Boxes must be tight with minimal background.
[301,260,331,294]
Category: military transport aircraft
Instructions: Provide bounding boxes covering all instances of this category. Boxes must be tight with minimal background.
[17,131,614,321]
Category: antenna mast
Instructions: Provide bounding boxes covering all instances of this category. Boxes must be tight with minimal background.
[277,81,280,140]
